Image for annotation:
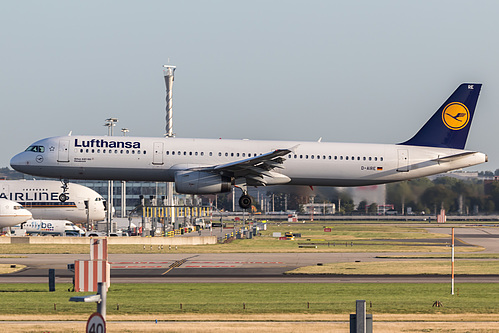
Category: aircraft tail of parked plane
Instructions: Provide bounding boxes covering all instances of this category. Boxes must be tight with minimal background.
[10,83,488,209]
[401,84,481,149]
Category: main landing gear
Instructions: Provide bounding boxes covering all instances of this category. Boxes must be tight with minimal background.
[59,179,70,202]
[236,185,252,210]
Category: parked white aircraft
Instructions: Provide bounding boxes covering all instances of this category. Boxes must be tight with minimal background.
[0,180,106,223]
[10,84,487,209]
[0,199,32,227]
[11,219,85,236]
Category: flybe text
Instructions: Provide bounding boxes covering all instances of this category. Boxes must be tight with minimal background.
[75,138,141,149]
[26,221,55,231]
[0,192,60,201]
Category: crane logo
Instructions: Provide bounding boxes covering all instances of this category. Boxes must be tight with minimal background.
[442,102,470,130]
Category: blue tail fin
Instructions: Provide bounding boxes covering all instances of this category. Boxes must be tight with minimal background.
[400,83,481,149]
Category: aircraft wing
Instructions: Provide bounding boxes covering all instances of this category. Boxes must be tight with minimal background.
[211,148,292,186]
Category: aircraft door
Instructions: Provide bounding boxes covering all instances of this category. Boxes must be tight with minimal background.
[153,142,164,165]
[396,149,409,172]
[57,140,70,162]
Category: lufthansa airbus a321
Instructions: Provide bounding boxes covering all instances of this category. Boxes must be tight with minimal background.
[10,84,488,209]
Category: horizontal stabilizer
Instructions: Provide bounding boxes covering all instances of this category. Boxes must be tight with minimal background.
[433,151,479,163]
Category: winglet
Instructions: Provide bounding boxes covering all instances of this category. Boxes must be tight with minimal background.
[400,83,481,149]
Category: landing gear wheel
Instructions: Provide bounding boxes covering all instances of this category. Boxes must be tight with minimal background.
[239,195,252,210]
[59,193,68,202]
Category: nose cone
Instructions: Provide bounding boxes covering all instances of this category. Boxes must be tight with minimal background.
[10,152,30,173]
[16,209,32,223]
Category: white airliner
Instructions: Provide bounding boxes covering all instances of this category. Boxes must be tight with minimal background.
[0,199,32,228]
[0,180,106,223]
[10,84,487,209]
[11,219,85,236]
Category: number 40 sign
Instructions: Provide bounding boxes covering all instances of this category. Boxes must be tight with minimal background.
[86,312,106,333]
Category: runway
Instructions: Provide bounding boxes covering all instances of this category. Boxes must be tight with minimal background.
[1,226,498,283]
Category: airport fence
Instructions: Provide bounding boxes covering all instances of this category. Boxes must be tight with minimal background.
[107,301,373,314]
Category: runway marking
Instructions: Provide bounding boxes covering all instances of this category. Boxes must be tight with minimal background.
[113,265,164,269]
[111,261,171,264]
[185,265,236,268]
[190,261,283,264]
[161,255,198,275]
[110,259,284,270]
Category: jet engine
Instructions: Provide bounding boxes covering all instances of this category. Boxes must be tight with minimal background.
[174,170,232,194]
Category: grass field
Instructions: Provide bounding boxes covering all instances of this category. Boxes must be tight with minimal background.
[286,260,499,275]
[0,223,483,254]
[0,283,498,315]
[0,222,498,331]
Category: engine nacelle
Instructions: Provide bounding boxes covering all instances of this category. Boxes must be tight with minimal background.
[174,171,232,194]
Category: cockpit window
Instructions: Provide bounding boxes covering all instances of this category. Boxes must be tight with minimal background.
[25,146,45,153]
[13,205,23,210]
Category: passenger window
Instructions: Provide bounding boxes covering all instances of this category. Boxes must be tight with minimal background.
[166,151,169,155]
[369,157,372,161]
[189,152,193,156]
[225,152,228,157]
[380,157,383,161]
[311,155,314,159]
[195,152,198,156]
[340,156,343,160]
[375,157,377,161]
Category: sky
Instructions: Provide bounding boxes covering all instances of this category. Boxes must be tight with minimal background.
[1,1,498,171]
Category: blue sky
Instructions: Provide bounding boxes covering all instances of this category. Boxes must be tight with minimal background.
[1,1,498,171]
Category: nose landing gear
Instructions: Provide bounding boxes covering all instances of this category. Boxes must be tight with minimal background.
[60,179,70,202]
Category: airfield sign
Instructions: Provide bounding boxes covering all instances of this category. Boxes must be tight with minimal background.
[86,312,106,333]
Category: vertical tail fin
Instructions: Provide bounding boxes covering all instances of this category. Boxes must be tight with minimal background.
[400,83,481,149]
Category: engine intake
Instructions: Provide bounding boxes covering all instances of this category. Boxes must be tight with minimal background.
[174,171,232,194]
